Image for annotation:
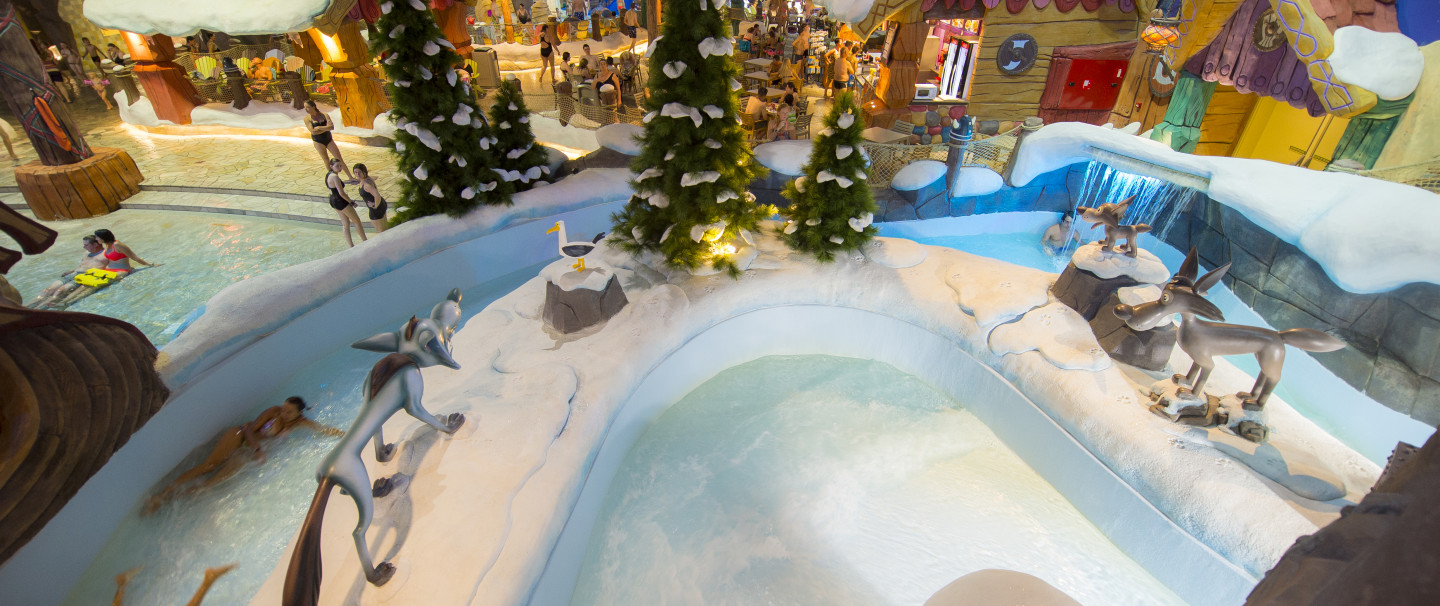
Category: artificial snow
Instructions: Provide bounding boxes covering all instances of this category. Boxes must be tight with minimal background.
[753,140,812,176]
[951,166,1005,198]
[680,171,721,186]
[698,37,733,58]
[1328,26,1425,100]
[117,97,398,139]
[1071,242,1170,284]
[244,229,1378,605]
[1117,284,1163,306]
[891,160,945,191]
[662,61,687,79]
[862,237,926,268]
[540,258,615,292]
[661,103,704,127]
[816,170,854,188]
[820,0,878,23]
[1011,122,1440,293]
[596,123,644,156]
[944,260,1055,329]
[989,302,1111,372]
[85,0,330,36]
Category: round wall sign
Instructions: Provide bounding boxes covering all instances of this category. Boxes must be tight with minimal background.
[996,34,1038,75]
[1252,8,1286,52]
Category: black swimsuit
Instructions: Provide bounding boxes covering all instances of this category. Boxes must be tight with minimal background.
[540,39,553,58]
[326,174,349,211]
[359,186,387,221]
[311,114,334,145]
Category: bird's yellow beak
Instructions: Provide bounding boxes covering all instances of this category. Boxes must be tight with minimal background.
[546,222,561,234]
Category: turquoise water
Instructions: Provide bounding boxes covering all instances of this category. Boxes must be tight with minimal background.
[61,262,547,606]
[914,231,1070,274]
[572,356,1184,606]
[2,208,345,345]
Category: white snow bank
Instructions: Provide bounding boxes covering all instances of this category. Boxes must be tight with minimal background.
[1329,26,1425,100]
[989,302,1111,371]
[1072,242,1170,284]
[157,168,636,388]
[249,230,1378,606]
[944,258,1054,328]
[753,140,812,176]
[530,116,600,155]
[117,95,398,138]
[891,160,945,191]
[952,166,1005,198]
[1012,121,1440,293]
[595,123,643,155]
[861,237,926,268]
[85,0,330,36]
[822,0,878,23]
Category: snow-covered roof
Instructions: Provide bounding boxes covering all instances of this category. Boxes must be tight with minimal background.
[1328,26,1425,101]
[84,0,335,36]
[1011,122,1440,294]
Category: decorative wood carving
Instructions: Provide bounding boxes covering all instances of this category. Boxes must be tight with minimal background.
[0,1,91,166]
[14,147,143,220]
[124,33,201,125]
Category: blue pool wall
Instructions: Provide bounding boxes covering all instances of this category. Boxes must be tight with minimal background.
[527,306,1256,606]
[0,203,622,606]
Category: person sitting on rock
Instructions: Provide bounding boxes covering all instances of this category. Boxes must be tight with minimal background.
[1041,212,1081,255]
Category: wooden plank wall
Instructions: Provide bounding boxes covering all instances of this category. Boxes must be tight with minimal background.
[968,4,1140,122]
[1194,84,1257,155]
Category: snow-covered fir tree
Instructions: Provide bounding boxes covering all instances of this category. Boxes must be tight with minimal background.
[609,0,770,276]
[489,79,550,192]
[778,92,876,260]
[373,0,509,222]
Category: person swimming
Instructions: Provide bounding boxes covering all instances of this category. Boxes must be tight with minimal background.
[143,396,342,515]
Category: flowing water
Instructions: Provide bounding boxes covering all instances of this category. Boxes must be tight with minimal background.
[1056,161,1202,260]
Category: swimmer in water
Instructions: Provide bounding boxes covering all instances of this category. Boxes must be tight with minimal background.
[1041,213,1082,256]
[144,396,342,515]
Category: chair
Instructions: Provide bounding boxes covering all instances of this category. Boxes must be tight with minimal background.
[891,120,919,145]
[793,111,811,139]
[235,57,252,73]
[195,56,218,80]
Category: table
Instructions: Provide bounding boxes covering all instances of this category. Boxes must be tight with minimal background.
[745,88,784,99]
[743,70,769,83]
[745,57,772,69]
[861,126,909,144]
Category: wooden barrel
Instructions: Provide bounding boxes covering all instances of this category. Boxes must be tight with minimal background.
[15,147,144,221]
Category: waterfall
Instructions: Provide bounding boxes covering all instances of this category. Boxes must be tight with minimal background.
[1056,160,1203,260]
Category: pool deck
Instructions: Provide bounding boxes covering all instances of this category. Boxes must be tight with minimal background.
[0,96,401,223]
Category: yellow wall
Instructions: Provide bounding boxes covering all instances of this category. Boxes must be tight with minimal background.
[1231,96,1349,169]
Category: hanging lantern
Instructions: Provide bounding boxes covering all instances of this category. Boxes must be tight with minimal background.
[1141,9,1181,55]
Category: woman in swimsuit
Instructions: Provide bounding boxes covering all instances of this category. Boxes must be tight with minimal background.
[326,158,368,247]
[304,100,354,181]
[144,396,342,515]
[538,24,559,84]
[92,228,156,274]
[352,163,388,234]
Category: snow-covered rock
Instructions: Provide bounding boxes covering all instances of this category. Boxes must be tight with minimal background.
[951,166,1005,198]
[1071,242,1170,284]
[1011,122,1440,293]
[862,237,926,268]
[85,0,330,36]
[1328,26,1425,100]
[596,123,644,156]
[753,140,812,176]
[989,302,1111,371]
[1116,284,1163,306]
[944,261,1054,329]
[891,160,945,192]
[540,258,614,292]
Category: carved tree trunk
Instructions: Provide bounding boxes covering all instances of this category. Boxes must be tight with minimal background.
[434,1,474,58]
[311,22,390,129]
[0,0,89,166]
[124,33,202,125]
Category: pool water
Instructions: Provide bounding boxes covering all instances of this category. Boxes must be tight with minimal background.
[2,208,346,345]
[915,232,1071,274]
[571,355,1185,606]
[61,262,548,606]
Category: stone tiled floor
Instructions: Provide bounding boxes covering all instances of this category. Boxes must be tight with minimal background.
[0,95,401,202]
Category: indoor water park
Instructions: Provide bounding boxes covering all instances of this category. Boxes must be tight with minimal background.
[1,0,1438,605]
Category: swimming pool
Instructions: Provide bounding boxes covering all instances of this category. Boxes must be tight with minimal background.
[60,262,548,606]
[3,208,345,345]
[571,355,1184,605]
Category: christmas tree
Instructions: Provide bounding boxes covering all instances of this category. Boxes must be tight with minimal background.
[372,0,509,222]
[489,78,550,192]
[778,92,876,260]
[608,0,770,276]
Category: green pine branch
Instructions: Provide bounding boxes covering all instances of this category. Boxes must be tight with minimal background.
[490,79,551,192]
[778,92,877,261]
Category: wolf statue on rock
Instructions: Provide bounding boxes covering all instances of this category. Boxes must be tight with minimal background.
[282,289,467,606]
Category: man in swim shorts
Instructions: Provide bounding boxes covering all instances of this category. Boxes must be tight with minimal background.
[27,235,109,309]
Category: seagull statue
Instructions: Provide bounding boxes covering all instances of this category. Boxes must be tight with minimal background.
[546,220,603,272]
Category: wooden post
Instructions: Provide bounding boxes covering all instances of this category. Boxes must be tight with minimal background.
[944,116,973,196]
[1002,116,1043,186]
[122,32,201,125]
[1150,71,1215,153]
[308,23,391,130]
[0,1,91,166]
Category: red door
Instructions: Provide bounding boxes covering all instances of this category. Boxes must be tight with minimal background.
[1039,42,1135,124]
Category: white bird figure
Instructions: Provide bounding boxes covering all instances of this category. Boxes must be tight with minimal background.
[546,220,603,272]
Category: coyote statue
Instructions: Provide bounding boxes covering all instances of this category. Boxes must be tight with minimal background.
[283,289,467,605]
[1114,249,1345,409]
[1078,196,1151,257]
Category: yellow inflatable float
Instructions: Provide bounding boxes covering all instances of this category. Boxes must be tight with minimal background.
[73,268,121,287]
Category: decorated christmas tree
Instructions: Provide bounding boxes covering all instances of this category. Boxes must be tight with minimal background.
[608,0,770,276]
[489,78,550,192]
[778,92,876,260]
[373,0,509,222]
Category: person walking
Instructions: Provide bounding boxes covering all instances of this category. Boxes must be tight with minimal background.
[304,100,355,181]
[538,23,559,84]
[82,37,104,70]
